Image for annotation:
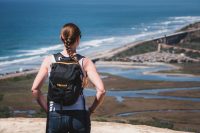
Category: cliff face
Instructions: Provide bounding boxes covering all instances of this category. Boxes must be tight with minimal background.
[0,118,190,133]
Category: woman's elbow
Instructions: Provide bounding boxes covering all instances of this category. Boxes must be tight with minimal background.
[97,87,106,96]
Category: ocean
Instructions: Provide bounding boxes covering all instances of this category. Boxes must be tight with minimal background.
[0,0,200,74]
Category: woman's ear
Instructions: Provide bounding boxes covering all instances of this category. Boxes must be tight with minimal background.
[76,37,80,43]
[76,37,80,46]
[72,37,80,49]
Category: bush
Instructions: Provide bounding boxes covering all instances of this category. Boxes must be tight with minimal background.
[0,106,11,118]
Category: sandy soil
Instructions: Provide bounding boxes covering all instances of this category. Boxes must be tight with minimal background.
[0,118,191,133]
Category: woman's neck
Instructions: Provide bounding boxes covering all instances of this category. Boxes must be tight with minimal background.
[62,48,76,56]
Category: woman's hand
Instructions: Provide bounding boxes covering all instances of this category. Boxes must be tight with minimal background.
[31,56,51,113]
[88,107,95,116]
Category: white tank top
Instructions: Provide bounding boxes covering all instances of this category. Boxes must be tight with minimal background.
[48,52,87,111]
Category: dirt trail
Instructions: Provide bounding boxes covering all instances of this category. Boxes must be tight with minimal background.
[0,118,191,133]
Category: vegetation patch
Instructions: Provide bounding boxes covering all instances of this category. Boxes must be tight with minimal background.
[92,116,108,122]
[0,106,11,118]
[128,117,174,129]
[32,109,46,118]
[111,42,158,60]
[0,94,4,101]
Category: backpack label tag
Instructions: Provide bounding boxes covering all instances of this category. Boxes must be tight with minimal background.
[56,83,68,88]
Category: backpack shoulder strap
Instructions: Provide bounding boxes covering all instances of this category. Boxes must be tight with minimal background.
[76,54,88,78]
[76,54,85,61]
[53,53,85,62]
[53,53,65,62]
[53,52,77,62]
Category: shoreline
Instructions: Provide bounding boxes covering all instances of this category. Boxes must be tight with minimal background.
[89,26,200,61]
[1,28,200,80]
[0,69,38,80]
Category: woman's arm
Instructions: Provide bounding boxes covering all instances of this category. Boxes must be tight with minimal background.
[84,58,106,114]
[31,56,50,113]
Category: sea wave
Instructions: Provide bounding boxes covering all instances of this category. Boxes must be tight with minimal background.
[0,56,11,60]
[172,16,200,20]
[0,30,167,68]
[16,44,63,57]
[133,16,200,35]
[80,37,115,47]
[0,44,63,62]
[0,56,40,66]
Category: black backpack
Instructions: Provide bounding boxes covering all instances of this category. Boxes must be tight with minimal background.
[47,53,85,107]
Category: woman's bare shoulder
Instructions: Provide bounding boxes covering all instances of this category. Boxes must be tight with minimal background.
[82,57,96,71]
[82,57,92,65]
[44,55,52,62]
[41,55,53,68]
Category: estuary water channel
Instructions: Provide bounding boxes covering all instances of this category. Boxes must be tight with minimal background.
[84,87,200,102]
[84,64,200,102]
[84,65,200,117]
[86,63,200,102]
[96,63,200,82]
[83,63,200,116]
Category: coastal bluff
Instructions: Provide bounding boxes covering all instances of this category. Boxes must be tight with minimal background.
[90,22,200,64]
[0,118,190,133]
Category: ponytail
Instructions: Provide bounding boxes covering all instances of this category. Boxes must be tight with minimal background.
[60,23,81,62]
